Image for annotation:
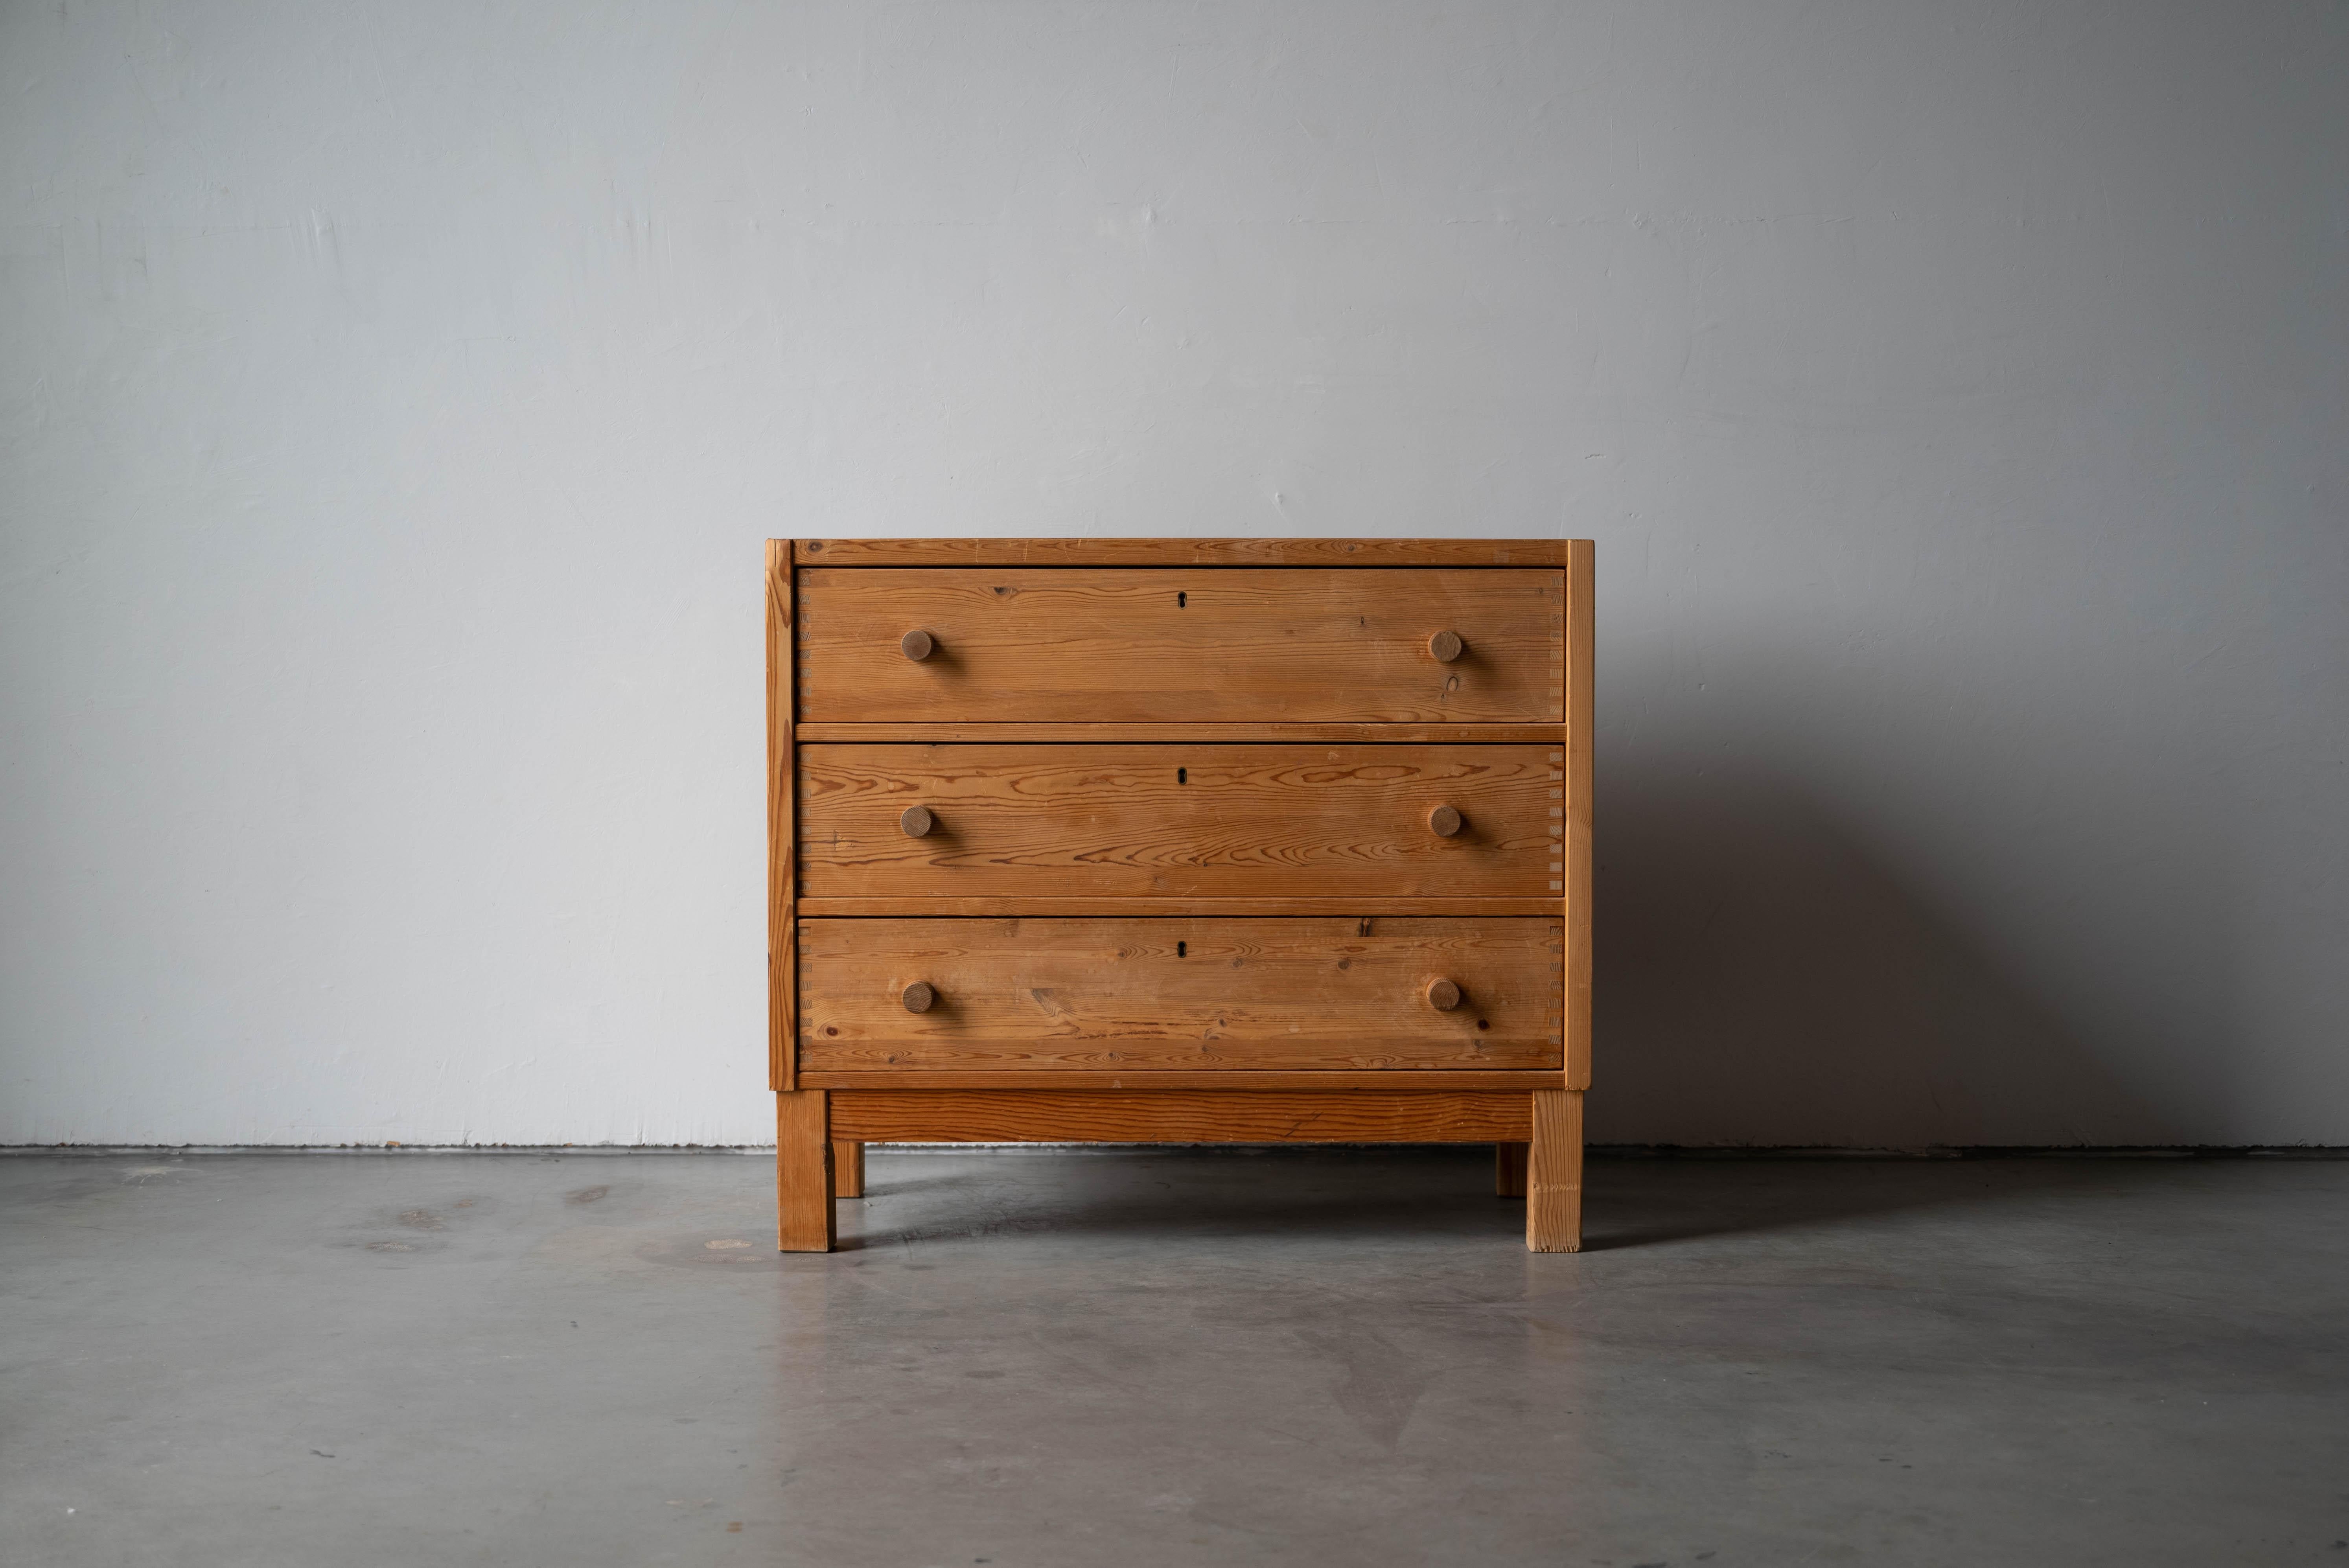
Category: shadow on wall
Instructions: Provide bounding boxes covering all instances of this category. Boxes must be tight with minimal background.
[1590,766,2180,1149]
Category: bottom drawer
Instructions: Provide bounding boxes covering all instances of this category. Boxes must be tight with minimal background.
[797,917,1563,1073]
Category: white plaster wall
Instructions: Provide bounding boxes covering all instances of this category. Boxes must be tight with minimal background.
[2,0,2342,1147]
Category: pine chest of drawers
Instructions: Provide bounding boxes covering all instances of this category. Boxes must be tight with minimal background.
[766,538,1593,1251]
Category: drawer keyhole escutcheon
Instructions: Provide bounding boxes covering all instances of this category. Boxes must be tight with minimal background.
[1429,629,1464,663]
[1427,978,1463,1012]
[1428,803,1464,838]
[1177,767,1187,784]
[899,805,935,838]
[1176,941,1186,957]
[1177,591,1187,607]
[900,629,935,662]
[902,981,937,1014]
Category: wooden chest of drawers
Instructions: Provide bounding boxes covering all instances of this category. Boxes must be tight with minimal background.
[767,538,1593,1251]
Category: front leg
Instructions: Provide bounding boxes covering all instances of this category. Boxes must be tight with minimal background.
[1526,1091,1583,1252]
[777,1091,835,1252]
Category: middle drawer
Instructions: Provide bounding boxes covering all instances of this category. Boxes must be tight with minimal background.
[797,744,1564,901]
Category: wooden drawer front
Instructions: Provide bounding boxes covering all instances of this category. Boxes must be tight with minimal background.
[798,918,1564,1073]
[798,744,1564,900]
[796,568,1564,723]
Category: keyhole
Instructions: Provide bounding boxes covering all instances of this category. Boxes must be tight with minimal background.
[1177,767,1187,784]
[1177,591,1187,607]
[1177,941,1187,957]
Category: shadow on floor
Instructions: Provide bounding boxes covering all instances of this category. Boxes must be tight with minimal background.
[845,1146,2179,1253]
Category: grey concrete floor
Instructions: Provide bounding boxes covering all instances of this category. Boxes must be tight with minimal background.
[2,1150,2345,1567]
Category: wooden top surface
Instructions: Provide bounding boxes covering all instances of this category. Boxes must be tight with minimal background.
[791,538,1580,567]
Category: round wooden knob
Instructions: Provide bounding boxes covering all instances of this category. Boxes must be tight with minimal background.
[1428,803,1464,838]
[1427,978,1463,1012]
[900,629,935,662]
[899,805,935,838]
[1429,630,1464,663]
[902,981,936,1014]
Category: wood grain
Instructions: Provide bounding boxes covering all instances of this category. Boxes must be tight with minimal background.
[1564,540,1594,1090]
[827,1090,1535,1143]
[794,538,1575,568]
[775,1090,833,1252]
[831,1140,864,1199]
[797,723,1570,744]
[799,745,1562,900]
[766,541,797,1091]
[1495,1141,1528,1198]
[796,569,1565,723]
[1527,1089,1583,1252]
[798,897,1564,917]
[799,917,1564,1072]
[799,1069,1572,1091]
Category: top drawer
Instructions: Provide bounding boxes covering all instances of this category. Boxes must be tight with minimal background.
[796,568,1565,724]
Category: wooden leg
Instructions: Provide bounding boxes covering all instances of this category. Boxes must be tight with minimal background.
[776,1091,834,1253]
[1527,1090,1583,1253]
[1495,1142,1528,1198]
[832,1140,865,1199]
